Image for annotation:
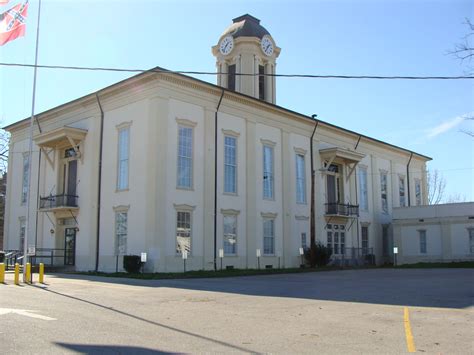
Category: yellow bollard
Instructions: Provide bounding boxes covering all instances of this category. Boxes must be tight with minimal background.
[39,263,44,284]
[26,262,31,284]
[0,263,5,283]
[14,263,20,285]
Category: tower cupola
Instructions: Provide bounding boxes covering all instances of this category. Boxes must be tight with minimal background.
[212,14,281,104]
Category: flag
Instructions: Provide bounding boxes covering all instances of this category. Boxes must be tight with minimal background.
[0,1,11,5]
[0,1,28,46]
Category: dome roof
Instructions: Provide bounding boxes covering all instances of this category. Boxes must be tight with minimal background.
[221,14,270,40]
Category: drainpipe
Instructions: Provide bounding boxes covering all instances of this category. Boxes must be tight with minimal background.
[95,93,104,272]
[310,115,319,249]
[406,152,413,206]
[354,135,362,250]
[214,89,225,271]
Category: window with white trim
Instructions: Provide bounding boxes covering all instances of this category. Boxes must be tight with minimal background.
[263,219,275,255]
[19,219,26,252]
[380,172,388,213]
[382,225,389,256]
[361,226,369,255]
[399,176,406,207]
[223,215,237,255]
[419,230,427,254]
[21,153,29,204]
[115,211,128,255]
[295,154,306,204]
[469,229,474,254]
[177,126,193,189]
[263,145,274,199]
[358,166,368,211]
[224,136,237,194]
[415,179,422,206]
[301,232,307,249]
[176,211,191,254]
[117,127,130,190]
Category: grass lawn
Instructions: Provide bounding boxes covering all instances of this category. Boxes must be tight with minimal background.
[69,261,474,280]
[74,265,347,280]
[394,261,474,269]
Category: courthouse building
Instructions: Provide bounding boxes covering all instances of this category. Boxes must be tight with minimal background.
[3,15,431,272]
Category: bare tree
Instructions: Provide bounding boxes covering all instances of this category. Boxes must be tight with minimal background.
[445,193,467,203]
[0,129,9,174]
[460,117,474,138]
[450,18,474,74]
[427,169,446,205]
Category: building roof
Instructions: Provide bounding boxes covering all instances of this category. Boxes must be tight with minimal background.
[220,14,271,40]
[3,65,432,161]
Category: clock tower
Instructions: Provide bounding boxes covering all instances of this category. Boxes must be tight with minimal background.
[212,14,281,104]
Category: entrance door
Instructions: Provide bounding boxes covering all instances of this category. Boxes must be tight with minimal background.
[64,228,76,266]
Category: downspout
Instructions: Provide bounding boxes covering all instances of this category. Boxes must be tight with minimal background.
[406,152,413,206]
[354,135,362,250]
[95,93,104,272]
[214,89,225,271]
[310,115,319,249]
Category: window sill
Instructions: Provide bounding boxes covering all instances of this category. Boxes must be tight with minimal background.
[115,188,129,193]
[176,186,195,191]
[223,192,238,197]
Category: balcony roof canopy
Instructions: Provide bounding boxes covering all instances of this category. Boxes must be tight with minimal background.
[319,147,365,165]
[34,126,88,149]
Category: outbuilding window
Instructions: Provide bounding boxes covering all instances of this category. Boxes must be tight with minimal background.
[419,230,427,254]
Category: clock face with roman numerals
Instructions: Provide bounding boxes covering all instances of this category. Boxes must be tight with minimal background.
[219,35,234,55]
[261,36,274,56]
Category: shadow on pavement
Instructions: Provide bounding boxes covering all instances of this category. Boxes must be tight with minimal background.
[49,268,474,309]
[55,343,177,354]
[33,285,255,353]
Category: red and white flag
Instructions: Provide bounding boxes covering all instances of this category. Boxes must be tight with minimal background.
[0,1,28,46]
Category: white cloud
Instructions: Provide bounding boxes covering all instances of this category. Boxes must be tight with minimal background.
[426,113,473,139]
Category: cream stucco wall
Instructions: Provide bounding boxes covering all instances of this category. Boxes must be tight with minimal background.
[3,71,431,272]
[393,203,474,264]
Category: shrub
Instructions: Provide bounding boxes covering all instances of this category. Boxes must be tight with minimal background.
[123,255,142,273]
[304,242,332,268]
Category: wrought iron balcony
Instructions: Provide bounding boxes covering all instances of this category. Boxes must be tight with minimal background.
[39,194,78,210]
[325,203,359,217]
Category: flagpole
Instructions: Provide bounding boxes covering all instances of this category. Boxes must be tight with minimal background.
[23,0,42,281]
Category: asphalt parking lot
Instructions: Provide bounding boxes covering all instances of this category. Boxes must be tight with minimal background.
[0,268,473,354]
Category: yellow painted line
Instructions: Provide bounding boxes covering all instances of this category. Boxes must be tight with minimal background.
[404,307,416,353]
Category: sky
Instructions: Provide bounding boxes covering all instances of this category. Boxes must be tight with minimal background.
[0,0,473,201]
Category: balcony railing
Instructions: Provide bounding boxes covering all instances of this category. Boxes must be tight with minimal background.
[39,194,78,210]
[325,203,359,217]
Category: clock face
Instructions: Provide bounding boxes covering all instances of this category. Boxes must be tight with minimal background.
[219,35,234,55]
[261,36,274,56]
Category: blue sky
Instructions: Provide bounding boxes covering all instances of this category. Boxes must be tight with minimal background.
[0,0,473,201]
